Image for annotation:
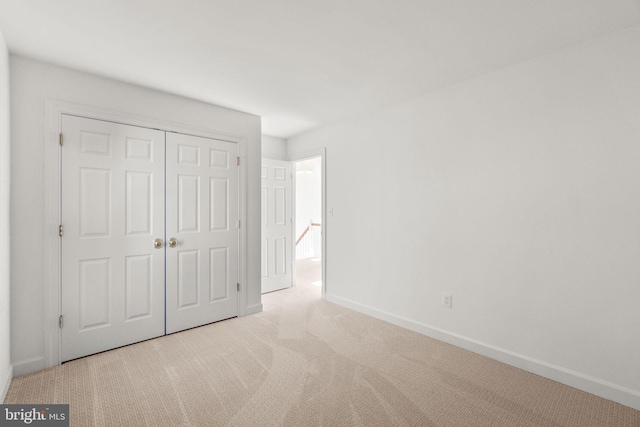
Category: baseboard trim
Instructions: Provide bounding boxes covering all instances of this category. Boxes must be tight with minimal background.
[11,357,46,377]
[244,303,263,316]
[1,364,12,403]
[325,293,640,411]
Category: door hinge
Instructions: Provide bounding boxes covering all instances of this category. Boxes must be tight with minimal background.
[236,156,240,166]
[236,219,240,229]
[59,315,63,328]
[59,225,63,237]
[237,283,240,292]
[59,133,63,146]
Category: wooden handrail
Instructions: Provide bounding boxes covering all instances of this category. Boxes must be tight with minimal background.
[295,223,321,246]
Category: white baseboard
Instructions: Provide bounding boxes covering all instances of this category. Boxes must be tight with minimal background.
[244,303,263,316]
[11,357,46,377]
[325,293,640,411]
[1,364,12,403]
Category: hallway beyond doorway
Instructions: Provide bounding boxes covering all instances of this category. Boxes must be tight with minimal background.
[295,257,321,289]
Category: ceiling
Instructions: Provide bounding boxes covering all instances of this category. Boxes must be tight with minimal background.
[1,1,639,138]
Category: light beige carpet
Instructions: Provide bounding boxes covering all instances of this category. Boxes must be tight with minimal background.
[4,270,639,426]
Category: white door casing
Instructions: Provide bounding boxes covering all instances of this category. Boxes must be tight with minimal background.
[60,115,240,361]
[261,158,292,293]
[60,115,166,361]
[165,132,239,333]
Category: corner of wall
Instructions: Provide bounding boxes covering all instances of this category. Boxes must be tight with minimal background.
[1,364,13,403]
[0,26,11,403]
[261,135,288,161]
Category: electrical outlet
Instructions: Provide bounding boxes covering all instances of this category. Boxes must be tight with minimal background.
[442,293,452,309]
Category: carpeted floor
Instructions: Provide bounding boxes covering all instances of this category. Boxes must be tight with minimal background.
[4,261,639,426]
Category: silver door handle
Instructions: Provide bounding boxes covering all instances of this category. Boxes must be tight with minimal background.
[169,237,178,248]
[154,238,163,249]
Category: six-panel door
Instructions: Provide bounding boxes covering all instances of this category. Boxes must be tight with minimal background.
[165,132,239,334]
[261,159,292,293]
[61,115,166,361]
[61,115,240,361]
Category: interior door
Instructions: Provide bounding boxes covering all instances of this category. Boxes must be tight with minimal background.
[60,115,166,362]
[165,132,239,334]
[261,158,293,293]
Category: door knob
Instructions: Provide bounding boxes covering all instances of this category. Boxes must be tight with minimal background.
[169,237,178,248]
[154,238,163,248]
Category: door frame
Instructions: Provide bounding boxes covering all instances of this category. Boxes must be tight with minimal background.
[289,148,326,299]
[43,99,249,368]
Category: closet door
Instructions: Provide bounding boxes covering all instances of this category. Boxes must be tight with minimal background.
[60,115,166,361]
[165,132,239,333]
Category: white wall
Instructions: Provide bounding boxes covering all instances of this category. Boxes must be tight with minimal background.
[261,134,287,160]
[10,55,262,375]
[288,25,640,409]
[0,30,12,401]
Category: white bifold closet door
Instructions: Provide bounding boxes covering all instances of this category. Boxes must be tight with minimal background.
[60,115,238,362]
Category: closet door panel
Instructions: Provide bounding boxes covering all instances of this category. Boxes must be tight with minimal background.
[165,133,239,333]
[60,115,166,362]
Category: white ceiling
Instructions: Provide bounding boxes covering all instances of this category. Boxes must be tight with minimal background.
[0,1,639,138]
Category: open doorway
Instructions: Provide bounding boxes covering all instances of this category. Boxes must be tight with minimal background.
[293,156,322,291]
[260,148,325,297]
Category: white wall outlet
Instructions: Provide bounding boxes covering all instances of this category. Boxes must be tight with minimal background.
[442,293,452,308]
